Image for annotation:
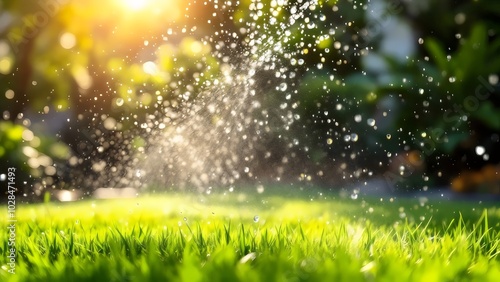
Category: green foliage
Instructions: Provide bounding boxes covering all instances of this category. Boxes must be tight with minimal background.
[0,121,70,192]
[1,0,222,116]
[292,0,500,187]
[0,121,24,159]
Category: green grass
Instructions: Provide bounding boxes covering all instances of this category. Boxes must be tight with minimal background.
[1,188,500,281]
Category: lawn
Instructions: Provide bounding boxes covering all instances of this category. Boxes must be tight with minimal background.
[1,187,500,281]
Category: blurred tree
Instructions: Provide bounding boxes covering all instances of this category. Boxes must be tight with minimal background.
[0,0,227,196]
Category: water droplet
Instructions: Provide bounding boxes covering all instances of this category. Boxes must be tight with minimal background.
[253,215,259,223]
[116,98,124,106]
[489,74,499,85]
[475,146,485,156]
[279,82,287,91]
[256,185,265,194]
[454,13,466,25]
[351,133,358,142]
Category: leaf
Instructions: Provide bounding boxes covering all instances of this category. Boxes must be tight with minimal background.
[425,38,449,74]
[344,73,377,95]
[486,38,500,72]
[455,24,488,80]
[473,101,500,129]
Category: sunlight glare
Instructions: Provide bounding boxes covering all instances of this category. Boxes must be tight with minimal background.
[123,0,148,11]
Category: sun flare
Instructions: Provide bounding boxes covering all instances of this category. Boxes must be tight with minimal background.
[122,0,148,11]
[117,0,182,19]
